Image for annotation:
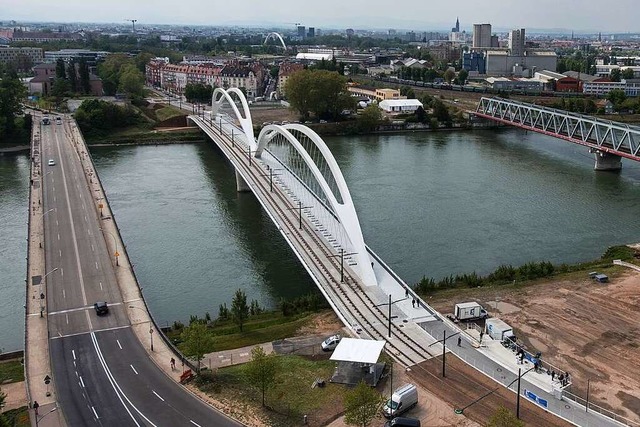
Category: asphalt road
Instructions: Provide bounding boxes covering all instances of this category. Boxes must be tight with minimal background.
[39,117,240,426]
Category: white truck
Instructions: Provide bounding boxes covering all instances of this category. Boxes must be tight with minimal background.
[485,318,515,342]
[453,302,488,321]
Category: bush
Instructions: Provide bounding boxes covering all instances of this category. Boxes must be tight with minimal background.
[74,99,142,137]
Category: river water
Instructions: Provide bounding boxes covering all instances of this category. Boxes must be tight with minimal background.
[2,128,640,351]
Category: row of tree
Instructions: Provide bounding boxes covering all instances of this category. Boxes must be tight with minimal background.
[74,99,143,137]
[52,58,92,97]
[284,69,354,121]
[97,53,145,98]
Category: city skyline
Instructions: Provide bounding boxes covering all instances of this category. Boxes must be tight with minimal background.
[3,0,639,33]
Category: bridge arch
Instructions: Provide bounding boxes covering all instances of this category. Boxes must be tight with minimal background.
[211,87,256,150]
[263,32,287,50]
[256,124,377,286]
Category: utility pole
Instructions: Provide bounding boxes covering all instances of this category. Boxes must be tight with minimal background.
[328,249,357,283]
[128,19,138,33]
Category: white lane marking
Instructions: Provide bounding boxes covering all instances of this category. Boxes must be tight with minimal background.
[152,391,164,402]
[99,281,103,290]
[53,196,56,202]
[60,268,64,277]
[85,215,87,221]
[240,352,249,357]
[87,229,91,236]
[130,365,138,375]
[90,332,151,427]
[79,193,82,199]
[51,325,130,339]
[57,233,60,240]
[56,220,59,226]
[117,340,122,350]
[72,350,76,360]
[91,406,99,419]
[62,289,66,299]
[49,302,123,316]
[59,249,62,257]
[91,244,94,252]
[95,262,99,270]
[66,314,69,324]
[190,421,202,427]
[79,376,85,388]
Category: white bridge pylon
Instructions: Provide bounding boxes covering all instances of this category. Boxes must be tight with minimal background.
[263,32,287,50]
[209,88,377,287]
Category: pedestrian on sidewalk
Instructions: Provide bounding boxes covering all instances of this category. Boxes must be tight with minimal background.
[411,299,415,308]
[457,336,462,347]
[170,357,176,370]
[479,331,484,344]
[405,288,409,298]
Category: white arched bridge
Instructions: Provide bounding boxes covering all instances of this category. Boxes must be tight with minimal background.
[187,89,626,427]
[474,97,640,171]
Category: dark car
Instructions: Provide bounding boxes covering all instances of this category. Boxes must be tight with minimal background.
[384,417,421,427]
[94,301,109,315]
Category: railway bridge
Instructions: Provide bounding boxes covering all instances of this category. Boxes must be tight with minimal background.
[474,97,640,171]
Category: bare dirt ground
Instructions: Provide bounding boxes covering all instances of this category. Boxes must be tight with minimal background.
[428,268,640,423]
[249,105,298,125]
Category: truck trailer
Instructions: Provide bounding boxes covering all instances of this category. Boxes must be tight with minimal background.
[454,302,488,321]
[485,318,515,342]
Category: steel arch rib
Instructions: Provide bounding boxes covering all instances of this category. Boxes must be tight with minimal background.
[263,32,287,50]
[256,124,377,286]
[211,87,256,150]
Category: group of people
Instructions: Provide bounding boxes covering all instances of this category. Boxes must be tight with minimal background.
[551,370,571,387]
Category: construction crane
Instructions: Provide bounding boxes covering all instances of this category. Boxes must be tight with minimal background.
[126,19,138,33]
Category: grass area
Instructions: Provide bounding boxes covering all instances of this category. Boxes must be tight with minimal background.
[201,355,348,425]
[1,406,29,427]
[155,105,186,122]
[171,312,317,352]
[86,127,204,145]
[0,360,24,384]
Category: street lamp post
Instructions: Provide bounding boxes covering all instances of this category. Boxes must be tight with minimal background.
[128,305,154,351]
[40,267,59,317]
[99,228,119,266]
[428,329,460,377]
[34,405,57,427]
[373,295,405,338]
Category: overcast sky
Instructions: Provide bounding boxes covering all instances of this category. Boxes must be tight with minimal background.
[3,0,637,32]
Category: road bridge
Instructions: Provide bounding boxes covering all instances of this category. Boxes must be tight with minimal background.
[187,88,629,427]
[474,97,640,171]
[25,112,241,426]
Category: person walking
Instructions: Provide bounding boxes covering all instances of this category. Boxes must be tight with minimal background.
[170,357,176,370]
[457,336,462,347]
[405,288,409,298]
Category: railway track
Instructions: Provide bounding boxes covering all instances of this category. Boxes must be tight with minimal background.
[195,116,440,367]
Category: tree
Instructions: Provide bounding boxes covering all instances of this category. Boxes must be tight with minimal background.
[344,380,384,427]
[622,68,635,80]
[67,61,78,93]
[231,289,249,332]
[357,104,382,132]
[399,86,415,99]
[118,64,145,98]
[55,58,66,79]
[244,346,278,407]
[78,59,91,94]
[610,68,621,82]
[432,99,451,125]
[180,322,214,373]
[487,406,525,427]
[458,69,469,85]
[98,53,134,95]
[284,69,354,121]
[443,68,456,83]
[0,70,27,137]
[51,78,71,100]
[607,89,627,106]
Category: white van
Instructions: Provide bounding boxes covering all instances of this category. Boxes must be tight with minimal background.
[383,384,418,418]
[321,334,341,351]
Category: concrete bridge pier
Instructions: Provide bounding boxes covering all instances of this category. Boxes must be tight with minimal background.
[591,149,622,171]
[235,169,251,192]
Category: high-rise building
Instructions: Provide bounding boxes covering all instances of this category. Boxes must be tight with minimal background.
[307,27,315,38]
[473,24,492,48]
[509,28,526,56]
[297,25,306,39]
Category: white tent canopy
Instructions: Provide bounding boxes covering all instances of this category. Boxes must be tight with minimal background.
[330,338,386,364]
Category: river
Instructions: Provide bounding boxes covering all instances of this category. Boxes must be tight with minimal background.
[2,128,640,351]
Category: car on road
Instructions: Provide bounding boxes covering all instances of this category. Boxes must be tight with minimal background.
[48,159,55,166]
[42,116,51,125]
[321,334,341,351]
[55,117,62,125]
[94,301,109,315]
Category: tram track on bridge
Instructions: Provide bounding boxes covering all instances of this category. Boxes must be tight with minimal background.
[197,116,439,367]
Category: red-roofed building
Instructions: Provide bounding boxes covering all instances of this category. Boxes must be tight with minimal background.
[278,62,304,97]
